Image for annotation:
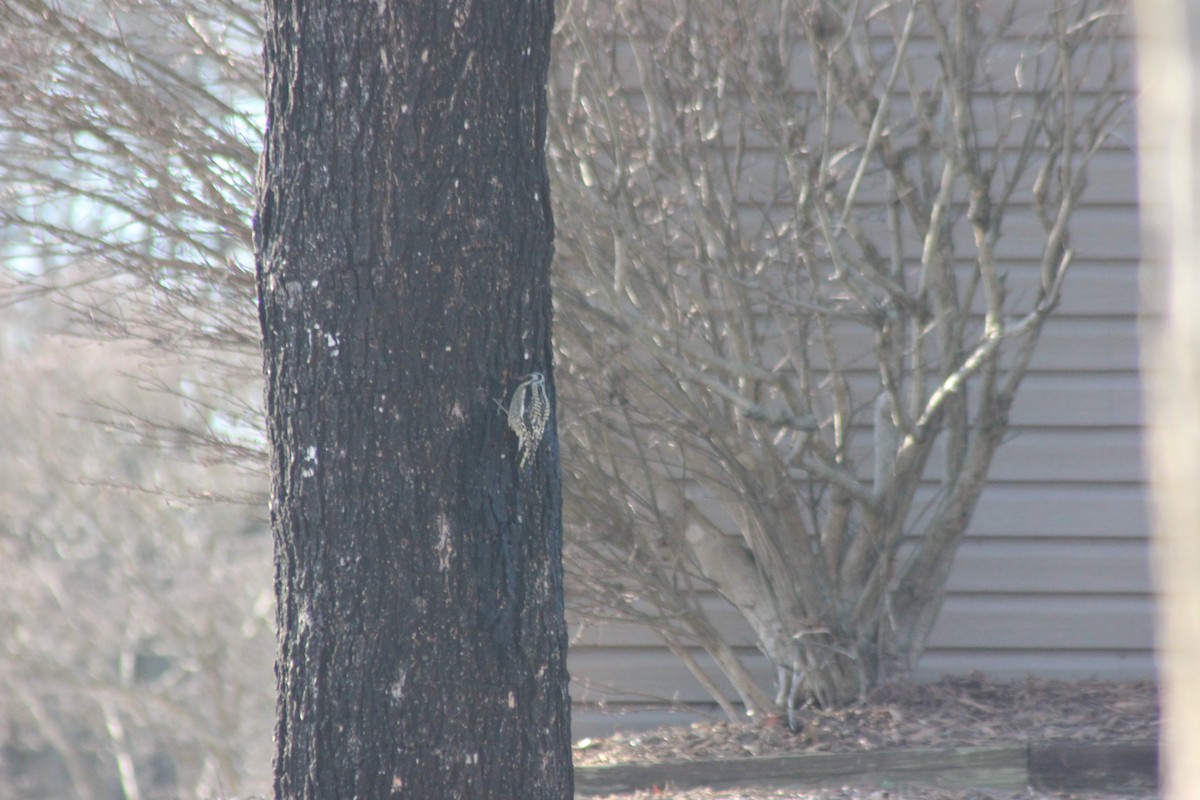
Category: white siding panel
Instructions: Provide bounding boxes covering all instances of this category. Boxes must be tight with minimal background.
[945,538,1152,594]
[734,147,1136,208]
[569,647,774,705]
[735,206,1141,263]
[569,635,1157,706]
[836,372,1141,428]
[806,316,1139,374]
[927,594,1154,650]
[970,262,1140,317]
[1006,373,1142,427]
[961,484,1147,538]
[560,3,1146,710]
[838,371,1141,426]
[782,41,1132,94]
[1028,320,1140,373]
[602,33,1132,102]
[570,596,761,650]
[570,618,676,650]
[1054,263,1142,316]
[914,650,1156,681]
[571,547,1152,651]
[848,428,1144,484]
[981,429,1142,483]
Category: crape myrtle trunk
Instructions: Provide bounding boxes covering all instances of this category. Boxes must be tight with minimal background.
[254,2,571,798]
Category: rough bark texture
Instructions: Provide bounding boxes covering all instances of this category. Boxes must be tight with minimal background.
[254,2,571,798]
[1134,4,1200,798]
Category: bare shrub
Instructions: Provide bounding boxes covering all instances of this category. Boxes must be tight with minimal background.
[549,0,1131,712]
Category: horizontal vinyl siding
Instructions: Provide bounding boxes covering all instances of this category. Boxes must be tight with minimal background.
[928,595,1153,650]
[601,33,1134,96]
[965,485,1147,538]
[979,263,1141,317]
[571,557,1152,652]
[567,313,1153,705]
[562,5,1149,715]
[570,594,1154,706]
[980,429,1142,483]
[914,650,1156,679]
[1005,373,1142,427]
[732,146,1137,208]
[567,473,1154,706]
[799,315,1141,375]
[945,538,1151,594]
[730,205,1141,262]
[570,645,1156,707]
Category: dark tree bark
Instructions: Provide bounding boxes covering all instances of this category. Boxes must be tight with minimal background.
[254,2,571,799]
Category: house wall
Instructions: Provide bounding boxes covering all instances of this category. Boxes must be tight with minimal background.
[564,11,1149,721]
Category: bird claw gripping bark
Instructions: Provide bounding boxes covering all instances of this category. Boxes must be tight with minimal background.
[499,372,549,470]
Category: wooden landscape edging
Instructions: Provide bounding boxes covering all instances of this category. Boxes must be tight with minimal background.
[1027,741,1158,792]
[573,741,1157,796]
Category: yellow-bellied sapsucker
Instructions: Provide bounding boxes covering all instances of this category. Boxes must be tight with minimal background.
[498,371,549,469]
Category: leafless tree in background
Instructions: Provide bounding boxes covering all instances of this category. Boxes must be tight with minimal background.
[549,0,1130,712]
[0,304,274,799]
[0,2,271,797]
[0,0,264,486]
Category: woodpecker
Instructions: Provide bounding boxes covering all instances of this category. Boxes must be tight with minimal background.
[499,372,549,469]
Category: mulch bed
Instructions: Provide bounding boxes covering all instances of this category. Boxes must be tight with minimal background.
[573,675,1159,800]
[578,787,1157,800]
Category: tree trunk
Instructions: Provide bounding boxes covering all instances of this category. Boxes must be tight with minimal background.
[1134,4,1200,798]
[255,3,571,798]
